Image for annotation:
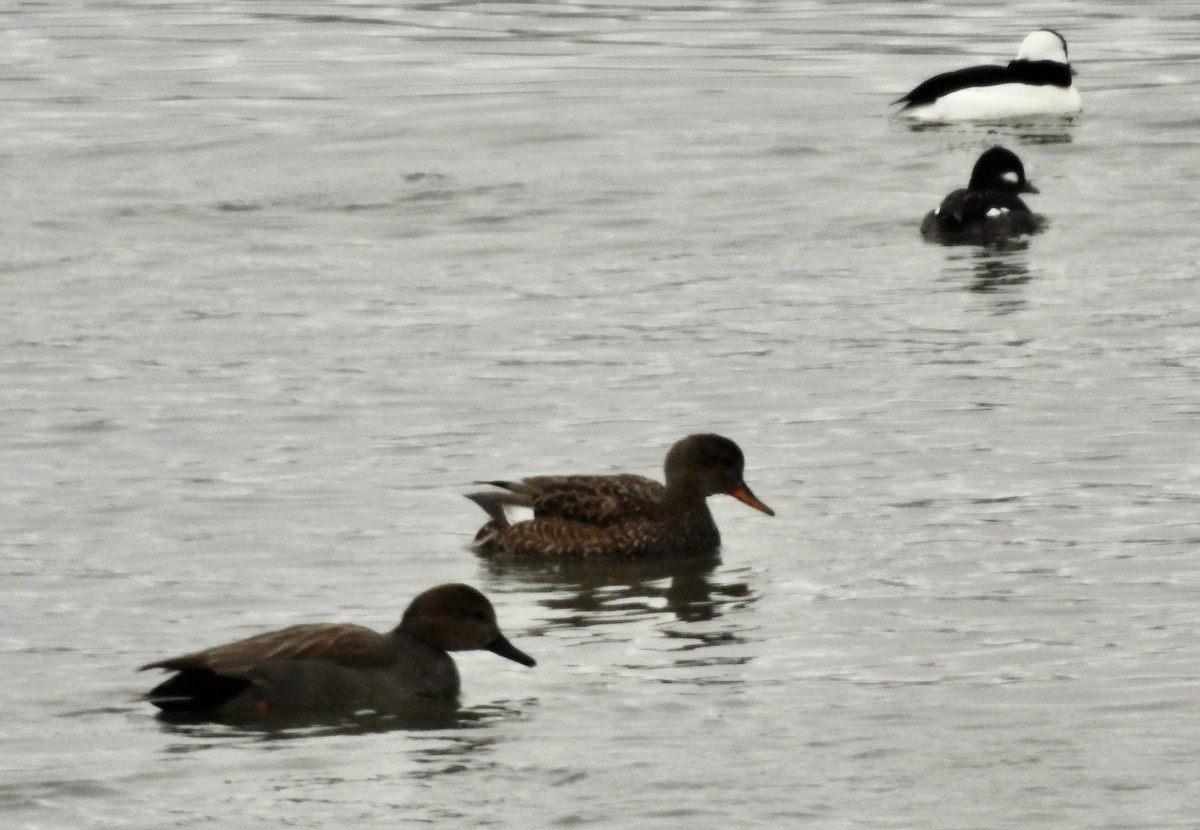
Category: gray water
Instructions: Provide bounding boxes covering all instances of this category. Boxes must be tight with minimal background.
[4,1,1200,827]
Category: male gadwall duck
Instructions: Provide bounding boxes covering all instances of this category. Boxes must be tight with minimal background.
[141,583,535,714]
[466,433,774,559]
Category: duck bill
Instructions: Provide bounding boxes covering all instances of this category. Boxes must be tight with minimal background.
[486,634,536,667]
[728,483,775,516]
[1022,181,1039,194]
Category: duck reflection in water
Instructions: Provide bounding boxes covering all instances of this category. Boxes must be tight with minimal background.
[941,245,1034,314]
[483,550,753,626]
[969,247,1033,294]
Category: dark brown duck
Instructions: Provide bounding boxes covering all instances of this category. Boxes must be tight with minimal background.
[466,433,774,559]
[141,583,535,715]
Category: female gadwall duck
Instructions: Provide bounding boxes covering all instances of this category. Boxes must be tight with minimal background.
[466,433,774,559]
[141,583,535,714]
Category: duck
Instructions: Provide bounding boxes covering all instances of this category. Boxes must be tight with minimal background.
[920,146,1043,245]
[141,583,535,715]
[466,433,774,559]
[893,29,1081,122]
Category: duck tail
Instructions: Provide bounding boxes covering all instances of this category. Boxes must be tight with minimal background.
[464,490,522,527]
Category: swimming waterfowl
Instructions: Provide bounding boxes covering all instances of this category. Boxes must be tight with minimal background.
[466,433,774,559]
[920,146,1043,245]
[894,29,1081,122]
[141,583,535,714]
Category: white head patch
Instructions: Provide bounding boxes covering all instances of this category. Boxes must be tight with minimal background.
[1016,29,1068,63]
[1001,170,1020,185]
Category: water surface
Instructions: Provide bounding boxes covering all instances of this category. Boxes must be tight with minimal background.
[4,1,1200,827]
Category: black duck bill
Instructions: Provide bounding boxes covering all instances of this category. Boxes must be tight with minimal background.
[486,634,537,667]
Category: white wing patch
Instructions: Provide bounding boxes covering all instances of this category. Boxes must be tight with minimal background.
[986,207,1010,218]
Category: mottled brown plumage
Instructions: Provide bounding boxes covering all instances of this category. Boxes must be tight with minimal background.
[141,583,535,714]
[466,434,774,559]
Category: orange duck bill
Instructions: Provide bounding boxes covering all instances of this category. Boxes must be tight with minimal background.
[728,483,775,516]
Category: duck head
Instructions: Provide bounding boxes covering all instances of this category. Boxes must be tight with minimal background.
[1015,29,1069,65]
[968,146,1038,194]
[664,434,775,516]
[400,583,536,667]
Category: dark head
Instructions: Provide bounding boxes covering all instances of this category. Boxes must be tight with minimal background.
[663,434,775,516]
[400,583,535,667]
[968,146,1038,194]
